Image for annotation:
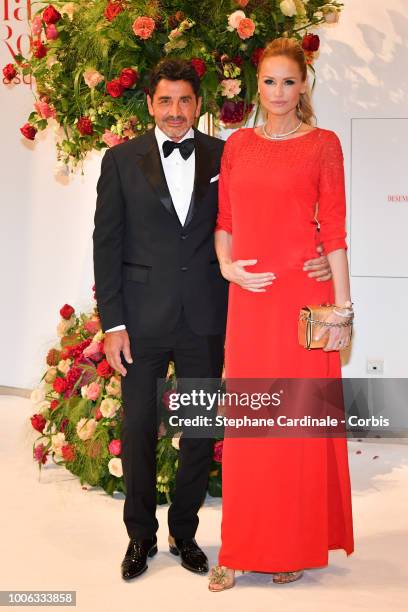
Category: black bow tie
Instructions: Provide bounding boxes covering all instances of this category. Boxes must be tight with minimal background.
[162,138,195,160]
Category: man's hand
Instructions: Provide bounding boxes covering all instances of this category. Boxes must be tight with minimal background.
[220,259,275,293]
[303,244,332,281]
[104,330,133,376]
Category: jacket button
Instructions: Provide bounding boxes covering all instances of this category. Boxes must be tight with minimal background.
[181,266,188,271]
[181,234,188,240]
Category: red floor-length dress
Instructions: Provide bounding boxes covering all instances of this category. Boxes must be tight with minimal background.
[216,127,354,572]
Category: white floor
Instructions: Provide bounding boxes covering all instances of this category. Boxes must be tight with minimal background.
[1,394,407,611]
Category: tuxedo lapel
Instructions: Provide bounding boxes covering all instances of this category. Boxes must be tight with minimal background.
[137,131,179,222]
[184,128,215,227]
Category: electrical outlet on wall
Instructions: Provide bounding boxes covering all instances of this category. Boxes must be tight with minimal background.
[367,359,384,375]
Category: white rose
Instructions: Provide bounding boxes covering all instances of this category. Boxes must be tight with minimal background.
[57,359,72,374]
[324,9,340,23]
[38,400,51,415]
[100,397,120,418]
[30,387,45,405]
[280,0,297,17]
[51,432,66,456]
[108,457,123,478]
[228,10,246,29]
[81,385,88,399]
[76,417,97,441]
[43,420,57,435]
[171,431,182,450]
[57,315,75,337]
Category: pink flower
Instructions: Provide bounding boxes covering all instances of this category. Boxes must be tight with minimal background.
[83,68,104,88]
[83,340,104,361]
[34,100,56,119]
[132,16,156,40]
[220,78,242,99]
[32,16,43,36]
[324,10,340,24]
[237,17,255,39]
[162,390,178,411]
[236,0,249,6]
[84,318,101,334]
[213,440,223,463]
[102,129,126,148]
[228,10,245,30]
[108,439,121,455]
[46,24,59,39]
[34,443,48,465]
[86,381,101,401]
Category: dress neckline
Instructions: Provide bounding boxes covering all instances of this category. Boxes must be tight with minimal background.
[251,126,320,143]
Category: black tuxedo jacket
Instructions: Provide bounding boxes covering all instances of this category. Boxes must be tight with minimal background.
[93,127,229,337]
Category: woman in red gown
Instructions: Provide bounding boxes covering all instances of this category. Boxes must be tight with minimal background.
[209,38,354,590]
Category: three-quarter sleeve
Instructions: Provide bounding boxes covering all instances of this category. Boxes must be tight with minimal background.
[215,138,233,234]
[317,131,348,254]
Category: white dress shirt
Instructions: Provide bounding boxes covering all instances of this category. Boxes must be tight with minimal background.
[105,125,196,333]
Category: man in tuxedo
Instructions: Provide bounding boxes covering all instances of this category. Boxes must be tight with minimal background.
[93,58,332,581]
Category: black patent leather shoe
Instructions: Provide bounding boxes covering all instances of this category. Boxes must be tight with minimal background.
[169,536,209,574]
[121,537,158,580]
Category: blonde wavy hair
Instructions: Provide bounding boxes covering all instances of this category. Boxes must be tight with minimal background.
[258,38,316,126]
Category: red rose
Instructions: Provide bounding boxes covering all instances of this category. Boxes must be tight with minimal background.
[42,5,61,24]
[190,58,206,78]
[62,444,76,462]
[251,48,264,67]
[106,78,125,98]
[60,304,75,319]
[60,417,69,432]
[20,123,37,140]
[220,100,254,124]
[96,358,113,378]
[213,440,223,463]
[3,63,17,81]
[302,33,320,52]
[119,67,139,88]
[53,377,68,394]
[31,413,46,433]
[231,55,243,67]
[47,348,61,366]
[77,116,93,136]
[95,407,102,420]
[32,40,47,59]
[50,399,59,411]
[104,1,124,22]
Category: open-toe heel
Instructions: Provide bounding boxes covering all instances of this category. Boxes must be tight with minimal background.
[273,570,304,584]
[208,566,236,592]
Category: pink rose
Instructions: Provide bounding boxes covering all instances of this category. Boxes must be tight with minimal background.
[237,17,255,39]
[102,129,126,148]
[84,318,101,334]
[86,381,101,401]
[32,16,43,36]
[132,16,156,40]
[34,100,56,119]
[108,439,121,455]
[46,24,59,39]
[83,68,104,88]
[220,78,242,99]
[228,10,245,30]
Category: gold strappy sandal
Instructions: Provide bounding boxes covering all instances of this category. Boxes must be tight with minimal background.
[208,566,236,592]
[273,570,304,584]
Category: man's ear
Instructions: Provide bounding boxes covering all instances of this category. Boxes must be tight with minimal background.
[147,94,154,117]
[195,96,203,119]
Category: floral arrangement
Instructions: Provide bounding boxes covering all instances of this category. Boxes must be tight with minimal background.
[3,0,343,169]
[29,290,223,501]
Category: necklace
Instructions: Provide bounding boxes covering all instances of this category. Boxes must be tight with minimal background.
[262,119,303,141]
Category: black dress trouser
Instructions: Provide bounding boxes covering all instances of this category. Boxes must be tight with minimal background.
[120,310,224,540]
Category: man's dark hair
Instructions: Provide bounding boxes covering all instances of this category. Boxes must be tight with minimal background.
[149,58,200,99]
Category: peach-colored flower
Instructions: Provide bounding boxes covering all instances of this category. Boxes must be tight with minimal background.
[102,129,126,148]
[132,16,155,40]
[108,457,123,477]
[76,417,97,441]
[83,381,101,401]
[51,432,66,456]
[172,431,182,450]
[57,359,72,375]
[57,316,75,337]
[100,397,120,418]
[34,100,56,119]
[83,68,104,88]
[237,17,255,39]
[228,10,245,29]
[30,387,46,405]
[324,10,339,23]
[106,376,121,397]
[44,367,58,383]
[169,28,182,39]
[220,79,242,99]
[61,3,75,20]
[32,16,43,36]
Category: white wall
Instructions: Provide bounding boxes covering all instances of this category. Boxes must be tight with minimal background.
[1,0,407,388]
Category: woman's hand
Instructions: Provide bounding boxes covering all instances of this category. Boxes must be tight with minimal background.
[220,259,275,293]
[314,311,353,352]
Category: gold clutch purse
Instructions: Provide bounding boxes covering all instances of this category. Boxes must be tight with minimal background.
[298,304,353,350]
